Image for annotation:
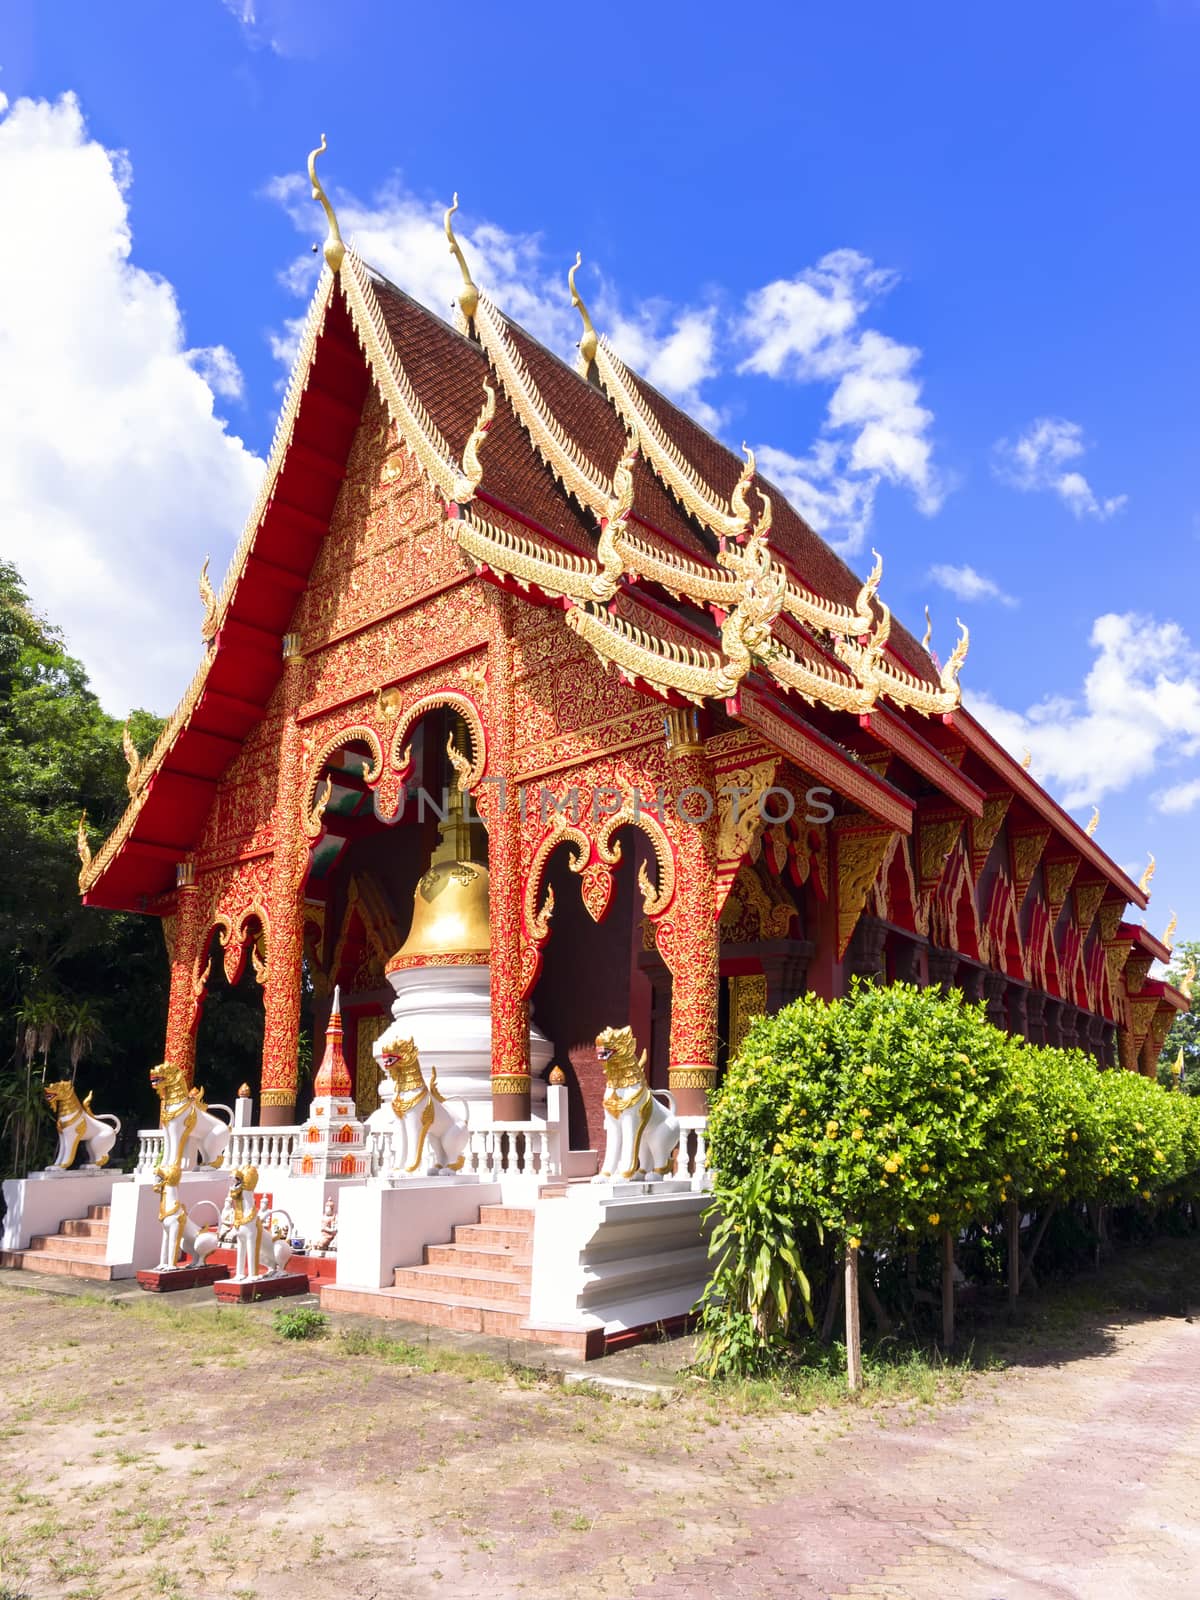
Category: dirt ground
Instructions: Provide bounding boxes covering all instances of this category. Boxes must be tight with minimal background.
[0,1270,1197,1600]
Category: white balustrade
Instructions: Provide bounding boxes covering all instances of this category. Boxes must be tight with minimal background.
[132,1124,300,1181]
[676,1116,712,1191]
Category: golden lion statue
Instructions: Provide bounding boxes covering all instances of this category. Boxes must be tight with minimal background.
[594,1026,679,1183]
[372,1027,469,1177]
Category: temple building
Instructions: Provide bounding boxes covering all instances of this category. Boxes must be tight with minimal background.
[77,144,1186,1155]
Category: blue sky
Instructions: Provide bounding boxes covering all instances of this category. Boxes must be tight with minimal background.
[1,0,1197,943]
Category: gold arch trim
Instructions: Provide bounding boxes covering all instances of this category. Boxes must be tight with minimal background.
[387,691,487,789]
[301,724,386,839]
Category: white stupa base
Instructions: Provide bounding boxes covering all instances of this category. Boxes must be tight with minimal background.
[384,964,552,1126]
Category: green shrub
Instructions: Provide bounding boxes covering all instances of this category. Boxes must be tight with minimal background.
[271,1305,329,1341]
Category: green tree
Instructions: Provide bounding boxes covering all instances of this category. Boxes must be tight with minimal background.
[1159,938,1200,1092]
[0,560,169,1178]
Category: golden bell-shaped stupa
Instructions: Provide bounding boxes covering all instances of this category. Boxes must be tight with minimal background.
[386,780,490,972]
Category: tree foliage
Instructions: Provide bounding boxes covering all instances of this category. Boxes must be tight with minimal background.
[0,560,169,1175]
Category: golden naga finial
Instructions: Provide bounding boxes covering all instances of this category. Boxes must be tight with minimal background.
[1172,1046,1185,1082]
[1164,909,1178,950]
[76,811,92,874]
[569,251,598,372]
[729,444,757,536]
[1139,853,1156,895]
[921,604,933,652]
[199,556,218,642]
[1020,748,1033,770]
[1181,959,1196,1004]
[940,619,969,697]
[1085,806,1100,837]
[307,134,345,274]
[444,194,478,323]
[121,722,142,796]
[853,549,884,631]
[452,379,495,504]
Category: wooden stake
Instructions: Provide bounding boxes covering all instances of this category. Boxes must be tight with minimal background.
[941,1228,955,1351]
[820,1265,844,1344]
[844,1238,862,1393]
[1007,1198,1020,1306]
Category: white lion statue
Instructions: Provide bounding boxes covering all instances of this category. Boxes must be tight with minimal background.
[152,1162,219,1271]
[593,1025,679,1183]
[372,1027,469,1177]
[149,1062,232,1173]
[43,1081,120,1172]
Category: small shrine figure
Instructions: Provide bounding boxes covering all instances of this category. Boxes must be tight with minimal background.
[311,1195,338,1256]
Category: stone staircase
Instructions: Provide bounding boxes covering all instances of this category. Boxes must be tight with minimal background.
[0,1204,114,1280]
[321,1203,595,1356]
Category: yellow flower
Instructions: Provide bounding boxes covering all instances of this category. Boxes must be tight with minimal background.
[851,1127,864,1141]
[1002,1174,1012,1183]
[954,1053,970,1064]
[826,1121,839,1137]
[928,1212,940,1227]
[920,1163,930,1174]
[1141,1190,1151,1201]
[772,1142,784,1156]
[884,1158,899,1174]
[848,1235,861,1249]
[1070,1132,1078,1143]
[862,1065,875,1077]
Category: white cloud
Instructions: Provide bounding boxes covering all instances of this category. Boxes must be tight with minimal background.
[928,563,1016,607]
[738,250,943,551]
[993,417,1127,520]
[969,612,1200,809]
[0,92,262,715]
[186,345,245,401]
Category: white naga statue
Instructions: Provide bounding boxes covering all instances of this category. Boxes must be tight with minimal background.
[43,1081,121,1172]
[153,1162,219,1272]
[593,1026,680,1183]
[149,1062,233,1172]
[373,1026,470,1176]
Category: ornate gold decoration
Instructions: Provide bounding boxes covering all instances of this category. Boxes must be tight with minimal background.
[921,605,933,652]
[444,194,479,324]
[1010,828,1050,899]
[76,811,92,881]
[307,134,344,274]
[1097,900,1123,944]
[457,506,608,602]
[827,599,966,716]
[1139,853,1156,895]
[1163,910,1177,951]
[1044,857,1080,922]
[967,793,1010,880]
[490,1073,532,1095]
[595,793,676,917]
[473,290,611,518]
[300,724,385,839]
[199,557,219,642]
[1180,960,1195,1004]
[121,722,143,797]
[1073,879,1105,936]
[833,819,896,958]
[565,604,725,706]
[1085,806,1100,837]
[525,812,591,945]
[1020,749,1033,769]
[548,1063,567,1086]
[728,972,768,1059]
[450,380,495,506]
[668,1066,717,1091]
[388,691,486,789]
[568,251,598,372]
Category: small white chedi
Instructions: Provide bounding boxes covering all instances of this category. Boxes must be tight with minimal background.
[43,1080,121,1172]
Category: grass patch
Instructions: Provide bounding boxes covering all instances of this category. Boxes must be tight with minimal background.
[336,1325,510,1382]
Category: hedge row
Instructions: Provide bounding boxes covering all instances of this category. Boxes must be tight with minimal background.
[700,979,1200,1378]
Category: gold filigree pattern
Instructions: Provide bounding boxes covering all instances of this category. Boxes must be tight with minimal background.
[300,724,385,839]
[387,690,487,789]
[833,819,896,959]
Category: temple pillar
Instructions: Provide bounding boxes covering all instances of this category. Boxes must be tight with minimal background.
[925,948,958,994]
[259,633,309,1126]
[486,607,530,1121]
[844,915,887,988]
[982,971,1008,1031]
[957,963,986,1007]
[1060,1006,1080,1053]
[656,712,719,1116]
[1026,990,1047,1046]
[1043,1000,1064,1050]
[1007,985,1029,1039]
[1138,1032,1159,1078]
[1117,1022,1137,1072]
[890,936,926,986]
[160,860,207,1086]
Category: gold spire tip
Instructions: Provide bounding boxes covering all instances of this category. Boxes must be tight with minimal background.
[307,134,345,274]
[569,251,599,370]
[444,194,478,322]
[1084,806,1100,837]
[921,604,933,652]
[1139,852,1156,895]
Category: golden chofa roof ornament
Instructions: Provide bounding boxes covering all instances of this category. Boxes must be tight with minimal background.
[308,134,344,274]
[569,252,598,373]
[1139,853,1156,895]
[1164,910,1178,950]
[1085,807,1100,837]
[444,194,478,324]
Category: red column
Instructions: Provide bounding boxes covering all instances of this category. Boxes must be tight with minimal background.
[486,602,530,1121]
[260,634,309,1126]
[160,862,207,1086]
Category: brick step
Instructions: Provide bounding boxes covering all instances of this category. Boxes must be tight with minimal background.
[27,1234,108,1263]
[320,1283,593,1355]
[59,1218,109,1240]
[87,1205,112,1221]
[393,1264,530,1304]
[0,1249,114,1281]
[450,1223,533,1250]
[477,1205,535,1227]
[424,1243,532,1274]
